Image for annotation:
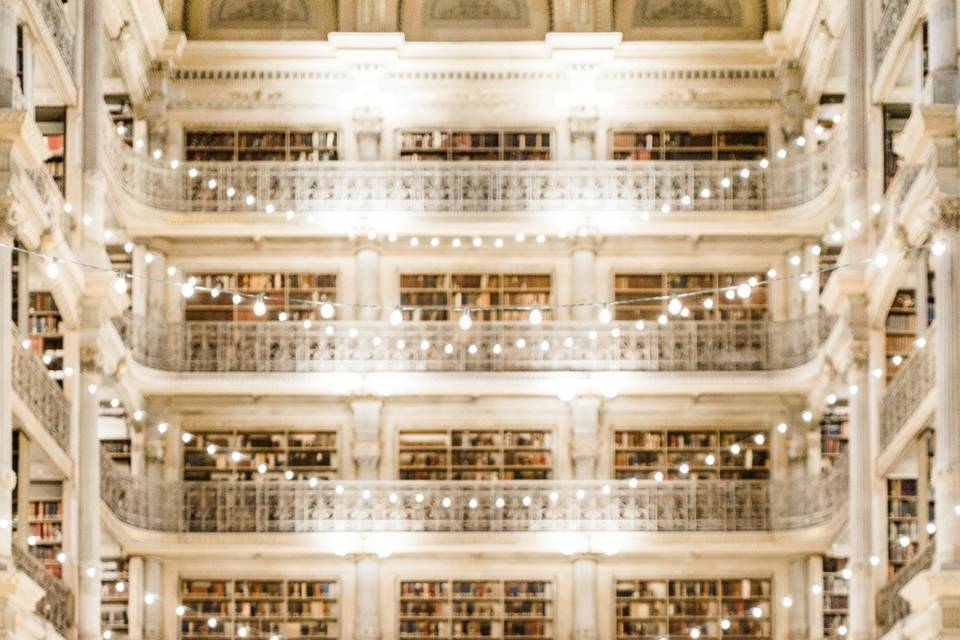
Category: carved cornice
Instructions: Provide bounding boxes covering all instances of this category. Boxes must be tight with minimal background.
[79,344,102,374]
[930,194,960,233]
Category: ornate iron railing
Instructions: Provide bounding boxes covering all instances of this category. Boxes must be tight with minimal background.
[11,328,70,450]
[104,122,843,216]
[32,0,75,72]
[873,0,913,73]
[101,449,846,534]
[876,542,934,635]
[116,314,834,374]
[26,165,72,242]
[880,326,935,451]
[878,164,920,233]
[12,543,73,634]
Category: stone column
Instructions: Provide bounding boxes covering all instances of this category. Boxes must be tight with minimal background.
[351,399,382,480]
[569,110,598,160]
[81,0,106,250]
[846,338,873,640]
[0,0,18,107]
[808,556,824,640]
[787,559,808,640]
[915,248,930,339]
[77,341,102,640]
[354,112,383,161]
[19,27,32,113]
[354,241,381,321]
[843,0,869,261]
[928,0,959,104]
[144,557,162,639]
[572,556,598,640]
[15,251,27,337]
[353,555,380,639]
[14,433,29,550]
[931,199,960,569]
[570,238,598,323]
[132,245,148,318]
[127,555,144,640]
[0,226,14,562]
[146,250,167,323]
[570,396,600,480]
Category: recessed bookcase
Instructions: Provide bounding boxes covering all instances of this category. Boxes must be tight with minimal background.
[819,402,849,472]
[184,273,337,322]
[885,289,917,380]
[613,272,769,322]
[101,557,130,637]
[182,429,338,481]
[887,478,919,577]
[105,94,135,147]
[819,245,841,292]
[613,429,770,480]
[399,579,554,638]
[615,578,772,640]
[398,129,552,161]
[610,129,768,161]
[179,578,339,639]
[185,128,339,162]
[399,273,551,322]
[36,107,66,194]
[102,439,132,468]
[821,556,848,639]
[28,489,63,578]
[15,292,65,380]
[398,428,553,480]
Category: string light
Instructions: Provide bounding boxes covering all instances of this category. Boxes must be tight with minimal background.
[458,309,472,331]
[528,307,543,325]
[389,307,404,326]
[45,258,60,279]
[113,273,128,295]
[253,295,267,317]
[598,305,612,324]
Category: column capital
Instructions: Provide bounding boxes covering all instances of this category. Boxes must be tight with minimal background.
[848,341,870,372]
[930,194,960,233]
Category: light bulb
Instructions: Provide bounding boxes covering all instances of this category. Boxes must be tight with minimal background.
[753,433,765,445]
[874,253,889,268]
[705,454,716,466]
[870,555,880,566]
[654,471,664,482]
[176,604,186,616]
[690,629,701,639]
[284,470,295,480]
[826,394,837,405]
[144,593,157,605]
[182,433,193,443]
[45,259,60,280]
[668,297,682,315]
[740,168,751,179]
[207,618,217,629]
[635,320,645,331]
[253,295,267,317]
[810,244,822,256]
[113,273,128,295]
[782,595,793,608]
[245,194,255,205]
[320,302,335,319]
[528,307,543,325]
[56,552,66,563]
[181,281,195,298]
[598,305,612,324]
[430,237,439,247]
[206,444,217,455]
[409,237,419,247]
[841,568,852,580]
[801,410,813,422]
[720,619,731,630]
[932,240,946,256]
[390,307,403,326]
[258,463,268,474]
[452,238,462,247]
[800,275,814,292]
[730,444,741,455]
[777,422,788,434]
[279,312,288,322]
[724,289,736,300]
[926,522,937,534]
[231,451,242,462]
[657,314,668,326]
[309,477,318,488]
[736,283,752,299]
[838,625,848,637]
[458,309,472,330]
[678,463,690,474]
[767,268,777,278]
[703,298,714,310]
[811,584,822,595]
[751,606,763,618]
[157,422,168,434]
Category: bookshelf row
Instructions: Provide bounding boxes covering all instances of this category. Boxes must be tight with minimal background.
[398,130,552,161]
[819,402,849,472]
[185,129,339,162]
[102,557,130,637]
[184,272,337,322]
[885,289,918,381]
[613,272,769,322]
[821,556,848,639]
[183,430,339,481]
[614,429,770,480]
[400,273,552,322]
[399,428,553,480]
[611,129,768,161]
[180,579,338,639]
[615,578,772,640]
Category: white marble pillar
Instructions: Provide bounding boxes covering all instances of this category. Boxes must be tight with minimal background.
[146,250,167,322]
[846,338,873,640]
[14,433,29,550]
[144,557,162,639]
[354,113,383,161]
[80,0,107,264]
[570,239,598,322]
[931,199,960,569]
[572,556,598,640]
[787,559,808,640]
[127,555,144,640]
[928,0,959,104]
[915,249,929,339]
[19,27,33,113]
[0,229,12,562]
[77,344,102,640]
[354,242,381,321]
[843,0,869,261]
[351,399,382,480]
[570,396,600,480]
[569,111,597,161]
[0,0,18,108]
[132,245,149,318]
[15,251,27,336]
[353,555,380,639]
[808,556,824,640]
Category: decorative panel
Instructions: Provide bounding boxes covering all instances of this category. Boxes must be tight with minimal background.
[401,0,550,41]
[615,0,766,40]
[185,0,338,40]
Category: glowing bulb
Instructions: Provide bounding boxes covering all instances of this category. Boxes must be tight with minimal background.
[782,595,793,608]
[390,307,403,326]
[182,433,192,443]
[841,568,852,580]
[720,177,732,188]
[810,244,822,256]
[737,283,752,299]
[705,454,716,466]
[777,148,787,159]
[777,422,788,434]
[430,237,439,247]
[872,368,884,379]
[759,158,769,168]
[690,629,701,639]
[45,259,60,280]
[598,306,612,324]
[113,273,128,295]
[284,470,295,480]
[181,281,195,298]
[157,422,168,434]
[720,619,731,630]
[740,168,751,179]
[802,410,813,422]
[409,237,419,247]
[452,238,462,247]
[892,354,903,366]
[245,194,255,206]
[754,433,765,445]
[751,606,763,618]
[473,237,483,247]
[730,444,741,455]
[789,254,801,267]
[874,253,889,268]
[932,240,946,256]
[458,309,472,330]
[657,314,668,326]
[926,522,937,534]
[668,297,682,315]
[187,168,198,178]
[176,605,186,616]
[232,293,242,305]
[144,593,157,605]
[767,268,777,278]
[206,444,217,455]
[144,252,155,264]
[916,337,928,348]
[654,471,664,482]
[681,195,691,206]
[253,296,267,317]
[529,307,543,325]
[207,618,217,629]
[849,384,859,395]
[494,238,504,248]
[678,463,690,474]
[703,298,715,310]
[258,463,268,474]
[207,178,217,189]
[800,275,814,292]
[838,625,848,636]
[635,320,645,331]
[811,584,822,595]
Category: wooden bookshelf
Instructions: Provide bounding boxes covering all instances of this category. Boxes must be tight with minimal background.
[887,478,919,577]
[398,428,553,480]
[102,439,132,468]
[615,578,772,640]
[28,493,63,578]
[821,556,848,639]
[399,579,553,638]
[613,272,768,322]
[819,245,841,292]
[399,129,552,161]
[105,94,135,147]
[399,273,551,322]
[819,402,849,472]
[613,429,770,480]
[17,292,64,380]
[35,107,66,194]
[182,429,338,481]
[885,289,917,380]
[185,128,339,162]
[101,557,130,637]
[610,129,767,161]
[179,578,338,639]
[185,272,337,322]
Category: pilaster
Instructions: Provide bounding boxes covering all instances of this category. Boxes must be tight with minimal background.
[354,110,383,161]
[570,396,600,480]
[927,0,959,104]
[572,555,598,640]
[570,236,599,322]
[353,554,380,639]
[127,555,144,640]
[354,240,381,321]
[568,108,598,161]
[0,226,13,562]
[351,399,382,480]
[0,0,18,108]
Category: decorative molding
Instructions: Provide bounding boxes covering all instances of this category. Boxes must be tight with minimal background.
[931,194,960,233]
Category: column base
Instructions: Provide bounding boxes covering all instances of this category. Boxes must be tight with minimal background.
[901,569,960,640]
[354,625,381,640]
[573,628,599,640]
[0,568,47,638]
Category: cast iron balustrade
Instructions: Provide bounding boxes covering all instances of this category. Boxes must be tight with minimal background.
[11,327,70,450]
[880,326,935,452]
[876,542,934,635]
[100,448,846,534]
[105,121,843,216]
[31,0,75,72]
[115,314,834,374]
[12,543,73,634]
[873,0,913,73]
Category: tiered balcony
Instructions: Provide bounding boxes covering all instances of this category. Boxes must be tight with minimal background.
[872,0,922,86]
[12,543,73,634]
[26,0,76,72]
[879,327,934,462]
[116,313,833,374]
[105,123,844,232]
[11,328,70,451]
[876,543,934,636]
[100,449,846,535]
